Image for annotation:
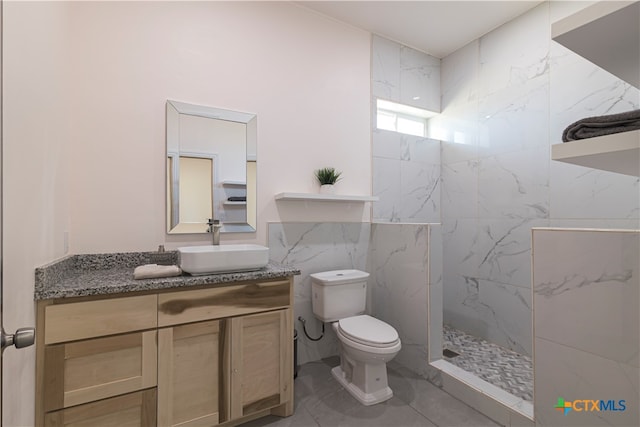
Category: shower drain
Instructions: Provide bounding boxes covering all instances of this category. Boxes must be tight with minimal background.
[443,348,460,358]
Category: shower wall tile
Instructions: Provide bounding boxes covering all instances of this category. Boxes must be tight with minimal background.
[477,3,550,99]
[442,218,480,283]
[478,148,550,220]
[441,40,479,113]
[533,229,640,427]
[444,276,532,356]
[401,135,440,163]
[369,223,430,375]
[374,136,441,223]
[476,76,549,158]
[372,35,400,101]
[400,44,440,112]
[441,160,479,220]
[372,128,402,160]
[428,224,443,362]
[549,161,640,220]
[475,218,549,288]
[372,34,440,112]
[372,36,442,224]
[399,160,440,223]
[372,157,401,222]
[268,222,371,365]
[548,10,639,222]
[533,229,639,368]
[436,40,480,164]
[534,337,639,427]
[439,0,639,358]
[549,42,639,141]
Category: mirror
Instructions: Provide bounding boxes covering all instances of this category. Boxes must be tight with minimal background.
[166,100,257,234]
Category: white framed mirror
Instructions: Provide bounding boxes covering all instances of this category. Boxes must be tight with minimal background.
[166,100,257,234]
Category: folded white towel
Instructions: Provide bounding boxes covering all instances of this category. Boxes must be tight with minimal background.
[134,264,182,280]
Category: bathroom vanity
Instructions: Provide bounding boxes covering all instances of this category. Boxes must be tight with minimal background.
[34,253,299,427]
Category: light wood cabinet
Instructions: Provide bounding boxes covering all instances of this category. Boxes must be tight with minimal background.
[36,276,294,427]
[43,330,157,412]
[44,389,157,427]
[229,309,293,419]
[158,320,222,427]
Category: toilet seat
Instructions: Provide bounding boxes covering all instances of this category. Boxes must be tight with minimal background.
[337,315,399,348]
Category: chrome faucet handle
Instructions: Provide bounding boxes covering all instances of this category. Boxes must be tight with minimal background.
[206,218,222,233]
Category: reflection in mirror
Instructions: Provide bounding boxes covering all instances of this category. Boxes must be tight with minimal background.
[166,100,257,234]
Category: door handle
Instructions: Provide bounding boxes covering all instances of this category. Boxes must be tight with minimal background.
[1,327,35,351]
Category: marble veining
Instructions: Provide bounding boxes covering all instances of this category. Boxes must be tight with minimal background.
[370,223,430,376]
[35,252,299,300]
[268,222,370,366]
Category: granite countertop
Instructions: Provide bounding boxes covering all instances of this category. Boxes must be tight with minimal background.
[35,251,300,300]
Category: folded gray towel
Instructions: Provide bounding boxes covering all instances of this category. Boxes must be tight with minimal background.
[562,109,640,142]
[134,264,182,280]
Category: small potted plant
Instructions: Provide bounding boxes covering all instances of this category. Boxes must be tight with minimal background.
[315,167,342,194]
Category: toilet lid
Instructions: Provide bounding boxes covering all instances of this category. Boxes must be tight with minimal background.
[338,315,399,346]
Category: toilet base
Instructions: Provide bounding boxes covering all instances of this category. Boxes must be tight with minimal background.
[331,366,393,406]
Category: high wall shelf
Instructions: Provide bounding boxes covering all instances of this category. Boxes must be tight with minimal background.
[551,130,640,177]
[551,1,639,89]
[550,1,640,177]
[274,192,379,202]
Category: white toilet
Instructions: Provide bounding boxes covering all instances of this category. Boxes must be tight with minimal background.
[310,269,401,406]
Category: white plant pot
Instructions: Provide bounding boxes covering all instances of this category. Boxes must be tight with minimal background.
[320,184,335,195]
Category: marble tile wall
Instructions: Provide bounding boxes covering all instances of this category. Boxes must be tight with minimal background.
[268,222,371,365]
[368,223,431,376]
[372,35,442,224]
[532,229,639,427]
[437,2,640,356]
[268,222,435,376]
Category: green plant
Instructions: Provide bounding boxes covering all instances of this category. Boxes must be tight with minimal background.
[314,167,342,185]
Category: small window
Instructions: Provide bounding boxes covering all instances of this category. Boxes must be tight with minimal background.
[376,99,437,137]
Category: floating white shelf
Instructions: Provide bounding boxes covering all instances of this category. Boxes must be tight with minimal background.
[551,130,640,176]
[551,1,640,176]
[221,180,246,186]
[274,192,379,202]
[552,1,639,88]
[223,201,247,206]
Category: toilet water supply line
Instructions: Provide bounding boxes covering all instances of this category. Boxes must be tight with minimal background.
[298,316,325,341]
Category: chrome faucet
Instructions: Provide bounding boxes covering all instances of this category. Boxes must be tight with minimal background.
[207,219,222,245]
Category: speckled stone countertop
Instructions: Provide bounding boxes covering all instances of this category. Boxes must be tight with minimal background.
[35,251,300,300]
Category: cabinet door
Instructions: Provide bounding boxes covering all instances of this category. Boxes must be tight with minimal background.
[158,320,222,426]
[229,309,293,419]
[43,331,157,411]
[44,389,156,427]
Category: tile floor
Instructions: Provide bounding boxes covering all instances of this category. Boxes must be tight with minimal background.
[443,325,534,403]
[242,357,501,427]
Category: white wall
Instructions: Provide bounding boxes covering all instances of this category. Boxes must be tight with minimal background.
[2,2,371,425]
[2,2,71,426]
[65,1,371,252]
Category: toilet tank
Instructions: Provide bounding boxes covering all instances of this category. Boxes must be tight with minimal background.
[310,269,369,322]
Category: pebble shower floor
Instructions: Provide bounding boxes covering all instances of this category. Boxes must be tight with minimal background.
[443,325,534,402]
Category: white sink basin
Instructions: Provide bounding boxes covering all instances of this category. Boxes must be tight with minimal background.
[178,244,269,275]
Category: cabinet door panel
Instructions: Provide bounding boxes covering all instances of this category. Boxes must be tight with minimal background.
[44,389,156,427]
[44,331,157,411]
[230,309,292,419]
[158,320,222,427]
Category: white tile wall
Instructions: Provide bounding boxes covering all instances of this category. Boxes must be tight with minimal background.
[533,229,640,427]
[439,0,639,357]
[268,222,371,365]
